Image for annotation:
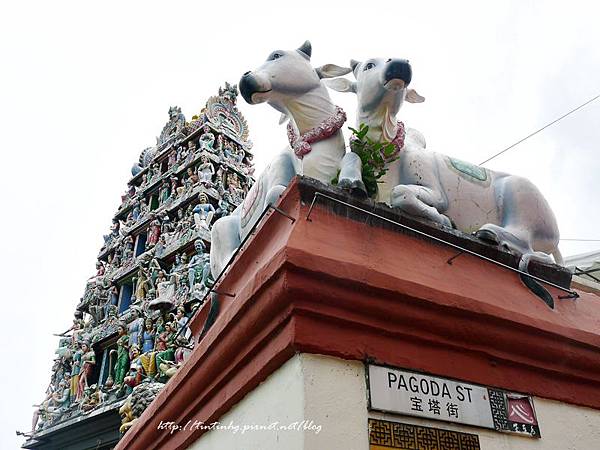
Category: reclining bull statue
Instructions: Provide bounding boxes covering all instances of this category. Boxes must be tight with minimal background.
[325,57,562,276]
[210,41,364,278]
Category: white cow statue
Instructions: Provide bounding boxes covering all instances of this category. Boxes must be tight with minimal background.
[326,57,562,271]
[210,41,364,279]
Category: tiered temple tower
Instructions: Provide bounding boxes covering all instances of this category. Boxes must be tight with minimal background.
[24,83,254,450]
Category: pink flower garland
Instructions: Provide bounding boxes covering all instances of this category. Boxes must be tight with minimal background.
[388,121,406,162]
[287,106,347,159]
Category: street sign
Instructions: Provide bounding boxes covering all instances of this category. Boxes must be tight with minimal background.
[367,365,540,438]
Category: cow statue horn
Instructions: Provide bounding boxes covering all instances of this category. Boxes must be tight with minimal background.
[297,41,312,59]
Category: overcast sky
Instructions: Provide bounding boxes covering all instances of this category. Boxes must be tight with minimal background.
[1,1,599,447]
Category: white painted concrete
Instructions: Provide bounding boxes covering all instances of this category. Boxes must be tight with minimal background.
[188,354,368,450]
[188,354,600,449]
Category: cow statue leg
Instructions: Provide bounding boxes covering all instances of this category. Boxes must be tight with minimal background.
[391,184,452,228]
[210,210,241,278]
[338,152,367,197]
[476,175,560,266]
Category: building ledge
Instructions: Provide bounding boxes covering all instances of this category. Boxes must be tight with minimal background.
[24,400,123,449]
[116,176,600,450]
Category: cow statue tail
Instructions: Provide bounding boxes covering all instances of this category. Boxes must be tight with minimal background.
[518,253,554,309]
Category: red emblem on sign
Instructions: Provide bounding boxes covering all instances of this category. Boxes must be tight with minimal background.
[507,396,537,425]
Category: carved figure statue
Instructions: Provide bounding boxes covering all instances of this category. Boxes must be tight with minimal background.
[197,156,215,185]
[199,125,215,151]
[122,236,135,262]
[326,57,562,270]
[193,194,215,231]
[149,269,177,311]
[70,343,83,399]
[104,284,119,317]
[127,308,144,349]
[80,385,101,412]
[175,306,191,340]
[188,239,211,293]
[156,322,177,379]
[112,324,130,385]
[186,167,199,186]
[138,198,149,220]
[214,193,232,221]
[133,268,150,302]
[227,175,244,204]
[167,151,177,169]
[124,345,143,389]
[187,139,197,157]
[119,382,164,434]
[51,379,71,416]
[159,181,170,205]
[77,342,95,401]
[147,218,161,248]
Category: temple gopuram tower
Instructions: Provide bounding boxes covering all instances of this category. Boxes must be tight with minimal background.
[24,83,255,450]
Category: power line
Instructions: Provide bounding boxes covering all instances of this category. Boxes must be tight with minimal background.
[479,93,600,165]
[561,238,600,242]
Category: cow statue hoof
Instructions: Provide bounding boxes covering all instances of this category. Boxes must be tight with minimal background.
[338,177,368,198]
[474,228,501,246]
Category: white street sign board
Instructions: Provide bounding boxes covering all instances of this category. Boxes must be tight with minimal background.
[368,365,495,429]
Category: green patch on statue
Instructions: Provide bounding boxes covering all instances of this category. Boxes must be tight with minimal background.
[446,156,488,182]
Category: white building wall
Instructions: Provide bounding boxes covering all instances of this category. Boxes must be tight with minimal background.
[188,354,600,450]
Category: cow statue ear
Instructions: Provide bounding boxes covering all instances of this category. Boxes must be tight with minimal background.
[350,59,361,76]
[297,40,312,59]
[406,89,425,103]
[278,113,289,125]
[323,78,357,94]
[316,64,352,79]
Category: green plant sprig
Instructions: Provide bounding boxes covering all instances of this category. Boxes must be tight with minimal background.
[348,124,399,197]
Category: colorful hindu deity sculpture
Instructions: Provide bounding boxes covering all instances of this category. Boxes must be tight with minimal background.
[193,194,215,231]
[169,176,179,201]
[127,308,144,348]
[70,342,83,400]
[147,217,161,248]
[155,322,177,379]
[197,155,215,185]
[199,124,215,151]
[188,239,210,293]
[113,324,130,386]
[175,306,190,339]
[124,345,143,390]
[167,150,177,170]
[138,318,157,378]
[227,174,244,204]
[159,180,170,205]
[122,236,135,262]
[186,140,196,161]
[77,342,95,401]
[187,167,199,185]
[80,386,101,412]
[133,268,150,303]
[215,193,232,221]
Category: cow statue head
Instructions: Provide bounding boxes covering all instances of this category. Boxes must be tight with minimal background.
[325,58,424,142]
[239,41,351,133]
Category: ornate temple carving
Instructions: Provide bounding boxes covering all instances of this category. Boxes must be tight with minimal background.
[30,84,254,440]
